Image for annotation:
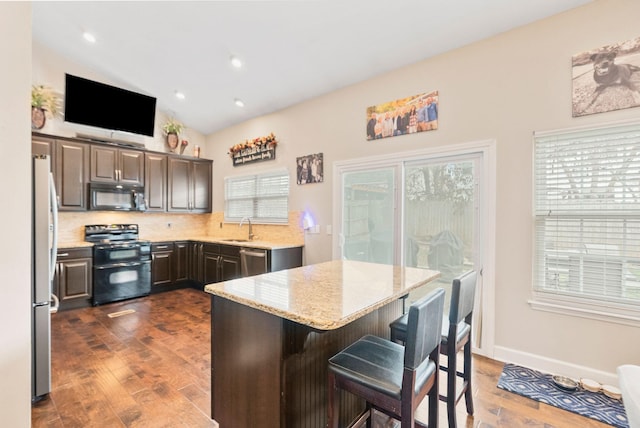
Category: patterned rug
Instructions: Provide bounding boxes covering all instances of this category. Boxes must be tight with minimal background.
[497,363,629,428]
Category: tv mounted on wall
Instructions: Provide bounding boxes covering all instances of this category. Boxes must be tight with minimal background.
[64,73,157,137]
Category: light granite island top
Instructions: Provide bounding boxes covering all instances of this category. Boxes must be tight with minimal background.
[204,259,440,330]
[204,259,440,428]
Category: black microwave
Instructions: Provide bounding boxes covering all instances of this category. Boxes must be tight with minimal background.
[89,183,147,211]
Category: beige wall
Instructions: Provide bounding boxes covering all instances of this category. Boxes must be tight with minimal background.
[206,0,640,379]
[0,2,32,425]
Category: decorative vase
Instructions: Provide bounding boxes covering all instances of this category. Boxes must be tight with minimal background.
[166,132,179,152]
[31,107,46,130]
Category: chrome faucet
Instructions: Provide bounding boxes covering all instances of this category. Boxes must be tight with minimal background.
[239,216,254,240]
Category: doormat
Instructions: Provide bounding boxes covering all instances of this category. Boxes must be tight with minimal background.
[107,309,136,318]
[497,363,628,428]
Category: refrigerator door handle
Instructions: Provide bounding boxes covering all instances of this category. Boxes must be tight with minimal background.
[49,172,59,310]
[49,172,58,283]
[50,294,59,314]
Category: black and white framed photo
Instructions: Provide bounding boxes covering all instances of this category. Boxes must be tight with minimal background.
[572,35,640,117]
[296,153,323,185]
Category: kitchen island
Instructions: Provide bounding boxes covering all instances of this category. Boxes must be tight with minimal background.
[204,260,440,428]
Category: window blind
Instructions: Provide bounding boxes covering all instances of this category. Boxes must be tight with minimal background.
[225,170,289,223]
[534,122,640,307]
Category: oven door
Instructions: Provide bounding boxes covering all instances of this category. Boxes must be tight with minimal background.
[93,260,151,306]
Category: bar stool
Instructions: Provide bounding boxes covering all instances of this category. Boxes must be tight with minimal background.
[327,288,445,428]
[389,270,477,428]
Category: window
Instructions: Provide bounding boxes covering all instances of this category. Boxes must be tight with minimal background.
[533,122,640,323]
[225,169,289,223]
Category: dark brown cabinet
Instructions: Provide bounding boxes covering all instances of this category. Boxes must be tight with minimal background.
[219,245,241,282]
[151,242,174,287]
[33,132,212,214]
[144,152,167,212]
[55,140,89,211]
[168,158,212,213]
[90,145,144,185]
[54,247,93,311]
[174,241,189,282]
[151,241,191,291]
[32,136,55,160]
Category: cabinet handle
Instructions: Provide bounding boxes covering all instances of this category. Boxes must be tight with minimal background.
[58,253,70,257]
[156,245,169,249]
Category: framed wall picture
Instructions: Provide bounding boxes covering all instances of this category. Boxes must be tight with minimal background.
[572,35,640,117]
[366,90,438,140]
[296,153,323,185]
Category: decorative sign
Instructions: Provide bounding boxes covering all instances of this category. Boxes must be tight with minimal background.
[229,133,278,166]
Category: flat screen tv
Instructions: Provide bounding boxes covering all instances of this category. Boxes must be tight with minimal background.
[64,73,157,137]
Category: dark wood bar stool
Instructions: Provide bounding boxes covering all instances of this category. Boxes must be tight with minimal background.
[327,288,445,428]
[389,270,477,428]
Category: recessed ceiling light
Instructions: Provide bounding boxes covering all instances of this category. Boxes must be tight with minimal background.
[83,32,96,43]
[230,56,243,69]
[175,91,185,100]
[234,98,245,108]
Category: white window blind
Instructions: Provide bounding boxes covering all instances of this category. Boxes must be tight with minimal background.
[225,170,289,223]
[534,122,640,310]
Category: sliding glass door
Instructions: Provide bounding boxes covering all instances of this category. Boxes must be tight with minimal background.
[341,167,397,264]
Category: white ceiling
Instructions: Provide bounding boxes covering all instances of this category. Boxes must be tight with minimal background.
[32,0,592,136]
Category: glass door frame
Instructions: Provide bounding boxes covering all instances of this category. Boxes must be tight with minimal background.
[332,139,496,357]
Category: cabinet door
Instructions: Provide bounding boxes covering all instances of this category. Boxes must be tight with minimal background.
[55,248,93,311]
[189,242,202,283]
[152,243,174,287]
[192,160,212,213]
[90,145,118,182]
[59,259,92,300]
[32,136,55,158]
[144,153,167,211]
[174,241,189,282]
[203,252,220,284]
[168,158,191,212]
[219,256,240,281]
[55,141,89,210]
[91,146,144,185]
[119,149,144,185]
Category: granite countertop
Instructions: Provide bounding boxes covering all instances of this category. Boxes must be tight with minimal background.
[204,260,440,330]
[58,237,303,250]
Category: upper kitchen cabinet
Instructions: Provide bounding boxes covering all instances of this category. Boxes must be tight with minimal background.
[144,152,167,212]
[168,157,212,213]
[90,145,144,186]
[55,140,89,211]
[32,135,55,159]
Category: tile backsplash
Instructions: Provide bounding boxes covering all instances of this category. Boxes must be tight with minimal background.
[58,211,305,246]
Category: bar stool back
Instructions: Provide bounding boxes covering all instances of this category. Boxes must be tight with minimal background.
[390,270,477,428]
[327,288,445,428]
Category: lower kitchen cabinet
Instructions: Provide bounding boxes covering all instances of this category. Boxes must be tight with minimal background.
[151,242,174,287]
[54,247,92,311]
[151,241,192,292]
[174,241,189,282]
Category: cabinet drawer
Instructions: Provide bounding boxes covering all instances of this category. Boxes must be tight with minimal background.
[152,242,175,252]
[219,244,241,257]
[57,247,92,259]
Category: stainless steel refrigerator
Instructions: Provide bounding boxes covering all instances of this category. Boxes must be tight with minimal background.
[32,154,59,401]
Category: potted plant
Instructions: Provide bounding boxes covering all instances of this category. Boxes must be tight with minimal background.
[162,118,184,152]
[31,85,60,130]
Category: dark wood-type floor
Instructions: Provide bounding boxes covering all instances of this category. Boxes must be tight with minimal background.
[32,288,613,428]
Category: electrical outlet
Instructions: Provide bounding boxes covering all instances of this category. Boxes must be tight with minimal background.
[326,225,332,235]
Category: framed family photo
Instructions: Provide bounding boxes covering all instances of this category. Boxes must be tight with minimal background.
[296,153,323,185]
[366,90,438,140]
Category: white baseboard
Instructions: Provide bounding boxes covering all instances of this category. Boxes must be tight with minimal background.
[493,346,619,387]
